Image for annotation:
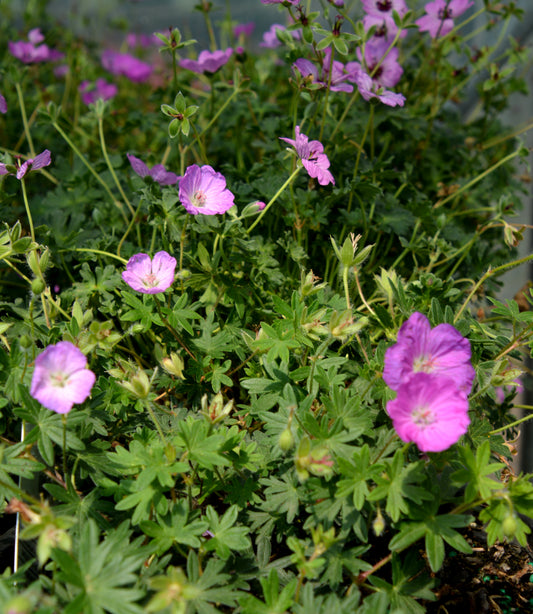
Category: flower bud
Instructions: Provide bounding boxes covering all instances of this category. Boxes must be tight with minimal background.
[372,508,386,537]
[279,428,295,451]
[31,278,46,295]
[502,513,517,539]
[161,352,185,379]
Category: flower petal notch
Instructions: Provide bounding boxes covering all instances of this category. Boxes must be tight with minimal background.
[30,341,96,414]
[178,164,235,215]
[122,251,177,294]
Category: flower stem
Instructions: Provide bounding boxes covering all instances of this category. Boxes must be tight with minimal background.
[153,296,196,361]
[247,166,301,234]
[144,400,167,443]
[489,411,533,436]
[15,82,35,157]
[52,121,129,225]
[19,178,36,243]
[62,414,68,485]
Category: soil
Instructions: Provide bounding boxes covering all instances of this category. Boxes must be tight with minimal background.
[424,521,533,613]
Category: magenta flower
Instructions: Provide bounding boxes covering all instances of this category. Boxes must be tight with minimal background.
[416,0,474,38]
[260,24,288,48]
[356,38,403,88]
[122,251,177,294]
[179,165,235,215]
[0,94,6,114]
[101,50,153,82]
[279,126,335,186]
[127,154,179,186]
[362,0,408,39]
[234,23,255,38]
[8,28,64,64]
[0,150,51,180]
[79,79,118,105]
[383,312,475,395]
[179,49,233,74]
[126,33,157,49]
[386,372,470,452]
[351,69,406,107]
[30,342,96,414]
[293,48,358,93]
[261,0,299,4]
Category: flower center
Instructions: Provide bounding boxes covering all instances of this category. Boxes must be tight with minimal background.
[413,354,436,373]
[411,404,435,428]
[143,273,158,288]
[377,0,392,11]
[192,190,207,208]
[438,8,452,19]
[50,372,68,388]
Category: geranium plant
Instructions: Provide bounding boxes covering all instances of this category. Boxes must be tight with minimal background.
[0,0,532,611]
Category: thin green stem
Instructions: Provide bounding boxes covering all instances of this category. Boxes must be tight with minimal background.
[145,400,167,443]
[15,82,35,157]
[62,414,68,485]
[52,121,129,225]
[489,411,533,436]
[98,117,136,217]
[153,296,196,360]
[19,178,36,243]
[247,166,301,234]
[65,248,127,264]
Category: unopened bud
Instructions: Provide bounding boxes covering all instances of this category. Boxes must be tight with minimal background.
[161,352,185,379]
[31,278,46,295]
[373,508,385,536]
[279,428,295,451]
[502,513,517,539]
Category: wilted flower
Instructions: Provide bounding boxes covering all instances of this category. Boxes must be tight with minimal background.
[30,341,96,414]
[261,0,299,4]
[416,0,474,38]
[0,150,51,180]
[122,251,177,294]
[280,125,335,185]
[0,93,6,114]
[101,50,153,82]
[293,48,359,93]
[383,311,475,395]
[79,78,118,105]
[178,165,235,215]
[386,372,470,452]
[179,49,233,74]
[9,28,64,63]
[127,154,179,186]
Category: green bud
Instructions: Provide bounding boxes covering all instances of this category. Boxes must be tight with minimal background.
[120,370,151,399]
[4,596,32,614]
[31,278,46,295]
[279,428,295,451]
[161,352,185,379]
[372,508,385,537]
[19,334,33,349]
[502,513,517,539]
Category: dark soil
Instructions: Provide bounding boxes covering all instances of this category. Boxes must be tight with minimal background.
[424,521,533,613]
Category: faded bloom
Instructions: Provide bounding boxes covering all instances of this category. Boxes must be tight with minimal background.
[127,154,179,186]
[126,33,157,48]
[179,49,233,74]
[260,24,287,48]
[383,312,475,394]
[30,342,96,414]
[280,125,334,186]
[0,150,51,180]
[261,0,299,4]
[386,372,470,452]
[0,93,6,114]
[101,50,153,82]
[9,28,64,63]
[234,23,255,38]
[416,0,474,38]
[179,165,235,215]
[122,251,177,294]
[79,78,118,105]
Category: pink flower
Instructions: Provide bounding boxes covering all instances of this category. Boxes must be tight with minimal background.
[386,372,470,452]
[356,38,403,88]
[293,48,359,93]
[127,154,179,186]
[0,94,6,114]
[279,126,335,186]
[30,342,96,414]
[351,68,406,107]
[383,312,475,395]
[234,23,255,38]
[122,251,177,294]
[261,0,299,4]
[126,33,157,48]
[101,50,153,82]
[179,49,233,74]
[0,150,51,180]
[79,79,118,105]
[362,0,408,39]
[179,165,235,215]
[8,28,64,63]
[416,0,474,38]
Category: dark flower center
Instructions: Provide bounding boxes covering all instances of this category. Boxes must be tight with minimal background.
[376,0,392,11]
[438,8,452,19]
